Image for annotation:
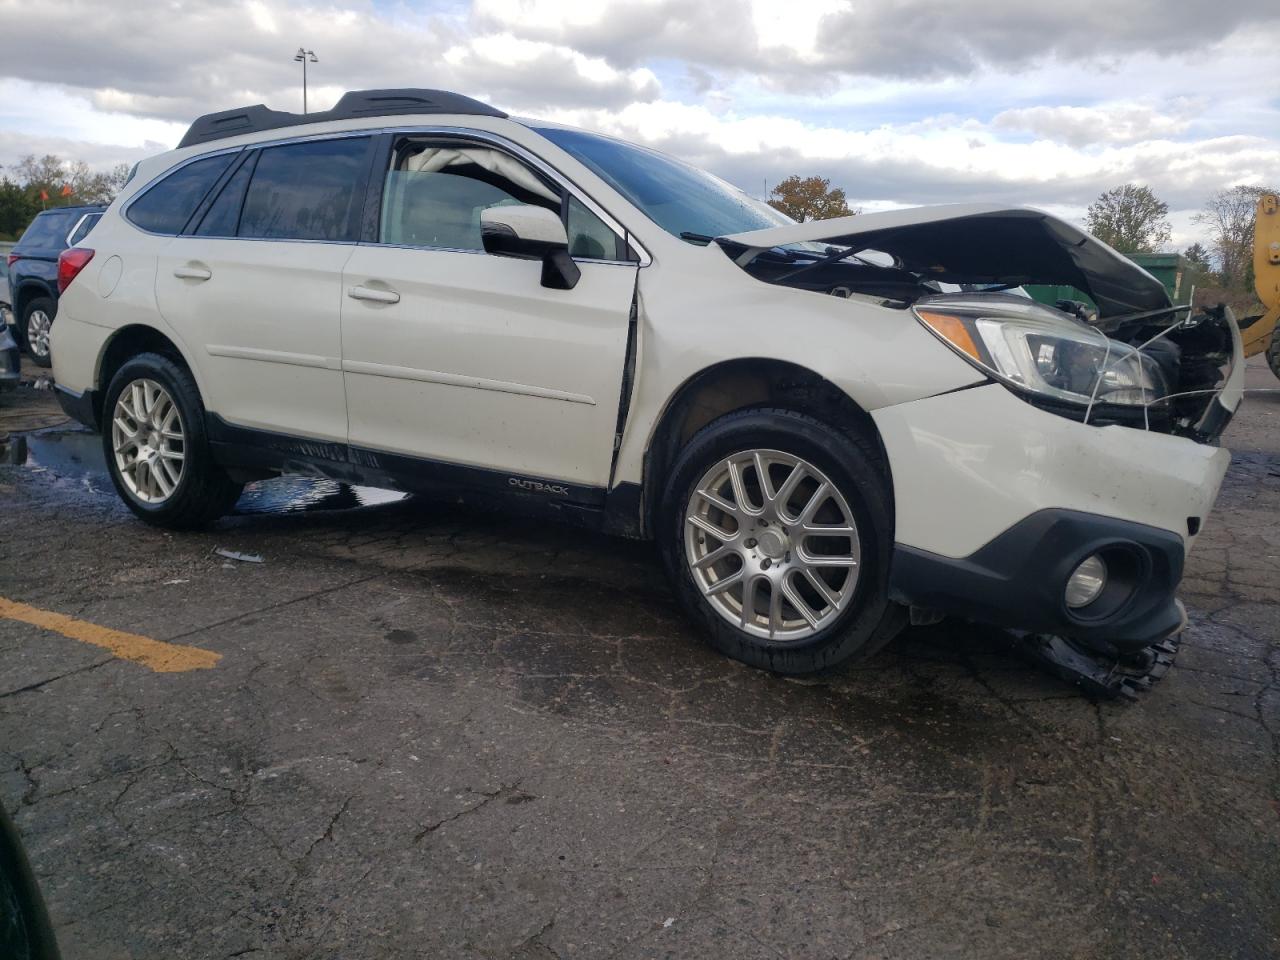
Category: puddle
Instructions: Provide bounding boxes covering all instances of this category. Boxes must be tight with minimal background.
[4,427,409,515]
[3,429,116,496]
[233,475,408,515]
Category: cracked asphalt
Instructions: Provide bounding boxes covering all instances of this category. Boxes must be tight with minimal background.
[2,359,1279,960]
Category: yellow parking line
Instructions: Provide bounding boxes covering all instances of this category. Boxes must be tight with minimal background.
[0,597,221,673]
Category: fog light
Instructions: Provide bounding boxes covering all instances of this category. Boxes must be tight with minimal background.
[1065,554,1107,609]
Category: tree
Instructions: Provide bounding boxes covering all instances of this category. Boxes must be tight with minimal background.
[66,160,131,205]
[1182,242,1211,269]
[1084,184,1171,254]
[767,175,855,223]
[1180,241,1219,291]
[0,177,39,240]
[0,155,132,238]
[1194,185,1276,291]
[15,154,67,196]
[14,154,131,207]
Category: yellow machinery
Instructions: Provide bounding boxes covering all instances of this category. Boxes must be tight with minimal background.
[1246,193,1280,374]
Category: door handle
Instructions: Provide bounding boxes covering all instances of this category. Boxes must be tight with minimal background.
[347,284,400,304]
[173,264,212,281]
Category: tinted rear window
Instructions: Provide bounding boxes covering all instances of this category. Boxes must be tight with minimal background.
[16,211,78,250]
[194,155,255,237]
[238,137,370,242]
[127,153,235,235]
[68,213,102,246]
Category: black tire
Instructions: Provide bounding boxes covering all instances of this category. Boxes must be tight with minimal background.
[660,407,907,675]
[102,352,243,529]
[20,296,55,368]
[1267,326,1280,381]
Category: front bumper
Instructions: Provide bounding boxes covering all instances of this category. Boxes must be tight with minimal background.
[890,509,1185,650]
[873,379,1234,650]
[872,383,1230,559]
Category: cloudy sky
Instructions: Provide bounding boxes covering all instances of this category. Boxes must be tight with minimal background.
[1,0,1278,246]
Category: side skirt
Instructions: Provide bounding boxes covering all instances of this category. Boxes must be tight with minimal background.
[204,414,644,532]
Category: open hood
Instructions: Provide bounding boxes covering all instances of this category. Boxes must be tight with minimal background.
[717,204,1170,320]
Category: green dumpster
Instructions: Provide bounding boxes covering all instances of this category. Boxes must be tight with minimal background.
[1026,252,1190,312]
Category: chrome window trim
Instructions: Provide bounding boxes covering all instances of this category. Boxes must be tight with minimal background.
[168,235,360,247]
[121,124,652,265]
[351,240,639,268]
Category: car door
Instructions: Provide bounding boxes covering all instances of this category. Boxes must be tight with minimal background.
[152,136,373,443]
[340,134,639,491]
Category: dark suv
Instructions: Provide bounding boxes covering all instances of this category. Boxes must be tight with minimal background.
[7,205,104,366]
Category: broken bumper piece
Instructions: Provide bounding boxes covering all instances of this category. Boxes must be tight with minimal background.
[1015,608,1184,700]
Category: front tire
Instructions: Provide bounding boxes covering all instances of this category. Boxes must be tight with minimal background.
[660,408,906,675]
[102,353,243,529]
[21,297,56,367]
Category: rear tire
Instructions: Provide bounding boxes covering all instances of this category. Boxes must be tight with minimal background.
[102,352,242,529]
[660,407,906,675]
[20,297,55,368]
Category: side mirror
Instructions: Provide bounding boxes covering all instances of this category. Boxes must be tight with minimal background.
[480,204,580,290]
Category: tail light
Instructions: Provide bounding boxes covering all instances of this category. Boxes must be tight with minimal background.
[57,247,95,294]
[5,253,18,268]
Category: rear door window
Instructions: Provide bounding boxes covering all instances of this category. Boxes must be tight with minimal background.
[127,153,236,235]
[238,137,371,242]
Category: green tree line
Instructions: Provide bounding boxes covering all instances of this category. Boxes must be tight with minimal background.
[0,155,131,240]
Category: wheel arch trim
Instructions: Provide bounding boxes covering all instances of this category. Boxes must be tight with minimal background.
[13,280,55,322]
[91,323,207,429]
[625,356,891,539]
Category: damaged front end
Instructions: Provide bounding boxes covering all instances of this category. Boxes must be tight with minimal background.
[719,205,1244,698]
[718,204,1243,445]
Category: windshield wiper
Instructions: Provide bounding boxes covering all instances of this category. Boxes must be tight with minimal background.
[772,245,880,283]
[680,231,715,245]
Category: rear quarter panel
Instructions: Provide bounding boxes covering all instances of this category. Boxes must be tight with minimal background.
[50,212,178,397]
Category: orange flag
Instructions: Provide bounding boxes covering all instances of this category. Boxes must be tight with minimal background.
[60,184,73,198]
[39,189,49,201]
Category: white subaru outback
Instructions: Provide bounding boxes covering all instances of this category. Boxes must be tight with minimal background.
[52,89,1243,676]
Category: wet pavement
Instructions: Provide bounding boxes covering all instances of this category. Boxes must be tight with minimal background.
[1,361,1278,959]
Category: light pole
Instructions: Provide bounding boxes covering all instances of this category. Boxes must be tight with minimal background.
[294,47,318,113]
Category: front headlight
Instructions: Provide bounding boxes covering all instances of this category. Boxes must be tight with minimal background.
[914,297,1166,409]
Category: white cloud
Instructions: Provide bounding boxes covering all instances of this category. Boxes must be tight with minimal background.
[0,79,182,174]
[444,34,660,108]
[536,99,1277,214]
[992,100,1204,147]
[474,0,1280,79]
[0,0,1276,248]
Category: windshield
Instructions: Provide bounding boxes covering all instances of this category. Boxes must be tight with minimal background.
[534,125,792,242]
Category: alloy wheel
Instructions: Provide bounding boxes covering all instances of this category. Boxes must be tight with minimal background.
[26,309,52,359]
[684,449,862,641]
[111,379,186,503]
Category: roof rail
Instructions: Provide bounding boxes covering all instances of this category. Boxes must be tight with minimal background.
[177,88,507,149]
